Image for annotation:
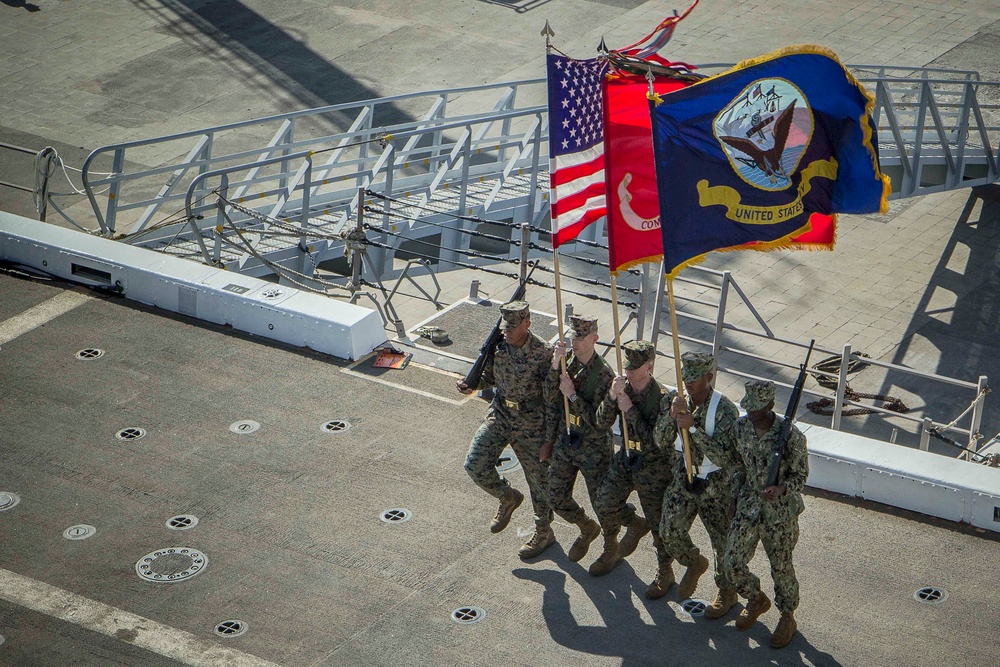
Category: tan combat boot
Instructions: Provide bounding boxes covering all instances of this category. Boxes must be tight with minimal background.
[735,591,772,630]
[703,589,738,619]
[645,560,675,600]
[588,534,621,576]
[518,525,556,559]
[617,515,649,558]
[567,518,601,562]
[490,487,523,533]
[770,612,797,649]
[676,553,710,599]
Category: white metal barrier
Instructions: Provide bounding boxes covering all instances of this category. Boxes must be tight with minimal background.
[0,210,386,360]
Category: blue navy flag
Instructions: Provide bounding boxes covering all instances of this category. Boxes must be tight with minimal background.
[649,46,890,277]
[547,53,609,247]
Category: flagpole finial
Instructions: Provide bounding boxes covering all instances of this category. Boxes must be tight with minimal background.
[598,36,608,55]
[541,20,555,50]
[645,65,655,92]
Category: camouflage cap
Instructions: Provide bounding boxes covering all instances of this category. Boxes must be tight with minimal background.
[741,379,776,411]
[568,314,598,338]
[680,351,716,382]
[623,340,656,370]
[499,300,530,330]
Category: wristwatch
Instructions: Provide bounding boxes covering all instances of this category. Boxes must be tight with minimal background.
[687,425,697,434]
[569,393,579,403]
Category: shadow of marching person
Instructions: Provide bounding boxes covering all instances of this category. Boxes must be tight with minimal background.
[513,563,843,667]
[1,0,41,11]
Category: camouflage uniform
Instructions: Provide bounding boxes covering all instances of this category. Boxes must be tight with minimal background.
[594,343,672,566]
[544,316,615,525]
[723,380,809,614]
[464,302,555,529]
[655,353,741,591]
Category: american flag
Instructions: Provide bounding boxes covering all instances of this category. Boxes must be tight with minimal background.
[547,53,609,248]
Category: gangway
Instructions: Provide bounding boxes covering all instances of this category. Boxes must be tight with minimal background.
[72,64,999,281]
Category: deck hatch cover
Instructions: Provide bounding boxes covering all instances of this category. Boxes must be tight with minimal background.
[136,547,208,583]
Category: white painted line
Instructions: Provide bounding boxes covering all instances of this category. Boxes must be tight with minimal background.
[0,291,91,345]
[342,355,473,406]
[0,568,285,667]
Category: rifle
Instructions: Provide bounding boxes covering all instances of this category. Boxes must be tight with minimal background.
[766,339,815,487]
[462,262,538,389]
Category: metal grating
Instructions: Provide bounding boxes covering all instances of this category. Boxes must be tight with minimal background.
[451,607,486,624]
[380,508,412,524]
[215,620,248,637]
[166,515,199,531]
[116,427,146,441]
[914,587,948,605]
[681,599,708,617]
[321,420,351,433]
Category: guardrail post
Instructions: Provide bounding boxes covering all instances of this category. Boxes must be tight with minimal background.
[519,224,529,282]
[104,147,126,235]
[832,344,852,431]
[911,81,930,196]
[499,85,515,163]
[636,263,651,339]
[969,375,988,461]
[298,157,312,276]
[711,271,730,360]
[438,128,472,268]
[650,263,667,348]
[350,187,365,302]
[35,147,56,222]
[279,118,295,192]
[526,116,542,225]
[370,144,395,280]
[919,417,933,451]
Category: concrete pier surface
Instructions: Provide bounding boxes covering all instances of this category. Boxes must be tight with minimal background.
[1,2,999,666]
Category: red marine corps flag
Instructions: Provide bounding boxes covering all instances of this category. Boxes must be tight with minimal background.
[603,63,693,273]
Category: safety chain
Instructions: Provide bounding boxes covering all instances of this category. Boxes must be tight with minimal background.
[805,351,909,417]
[364,220,640,295]
[808,353,872,391]
[360,238,636,309]
[219,194,641,303]
[218,209,353,294]
[365,189,547,233]
[806,389,909,417]
[364,191,642,275]
[368,223,519,264]
[532,263,641,294]
[364,206,521,246]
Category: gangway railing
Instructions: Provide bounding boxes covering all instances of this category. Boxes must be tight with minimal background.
[80,78,547,237]
[74,66,999,285]
[654,266,991,461]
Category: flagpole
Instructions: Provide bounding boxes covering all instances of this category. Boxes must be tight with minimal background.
[609,275,633,453]
[541,19,568,463]
[667,276,694,484]
[550,249,574,461]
